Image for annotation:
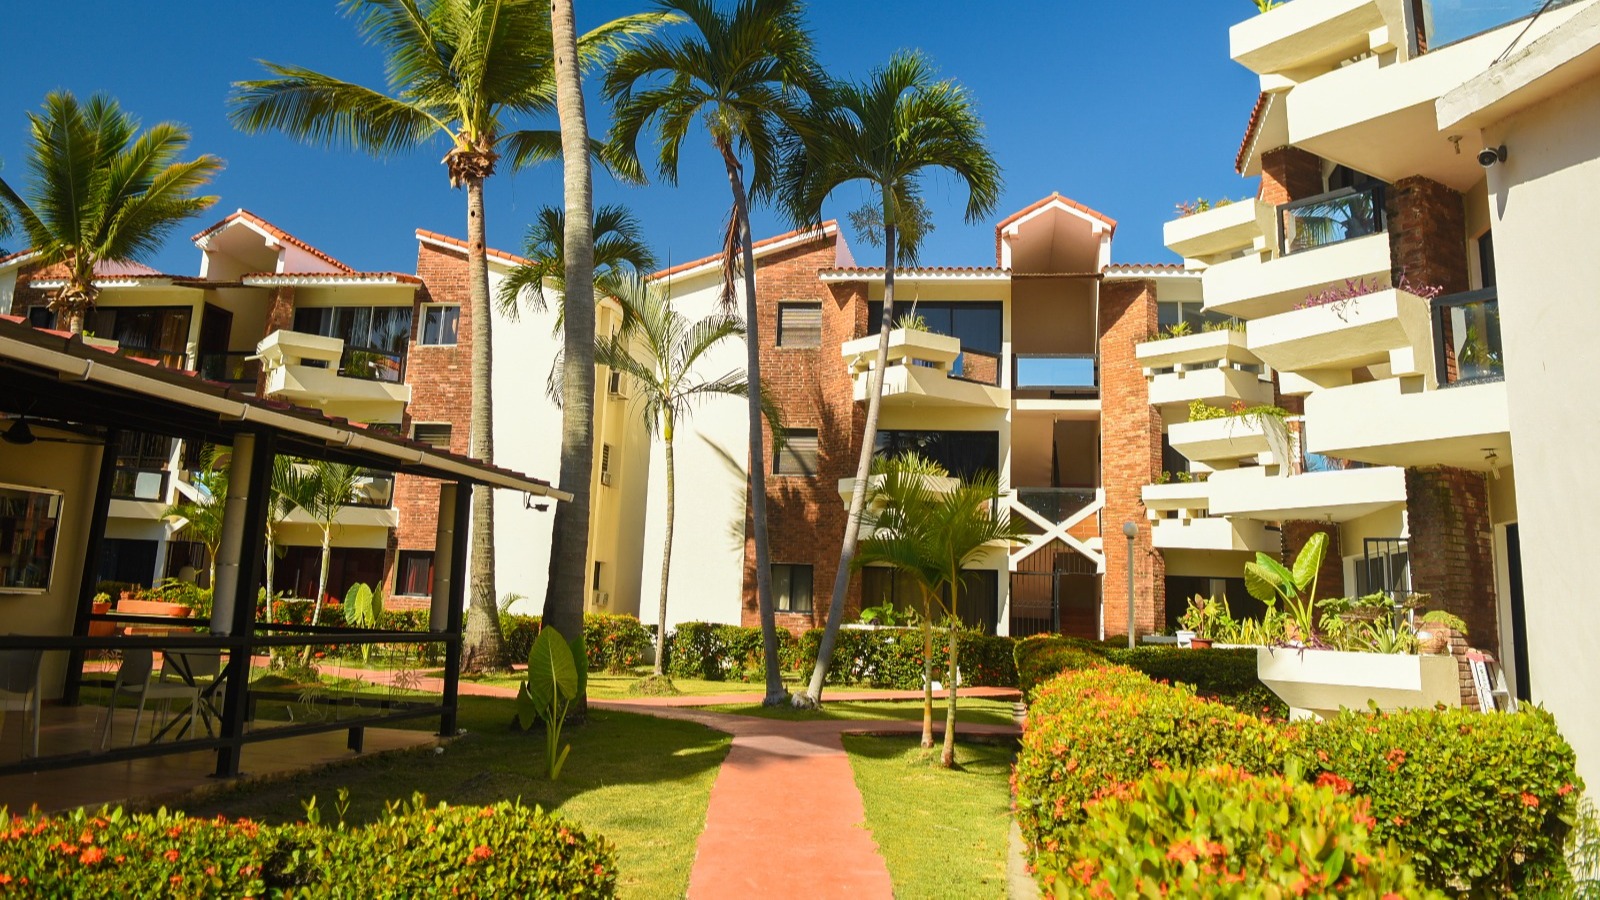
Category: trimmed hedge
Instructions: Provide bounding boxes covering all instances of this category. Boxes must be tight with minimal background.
[1013,636,1285,716]
[583,614,651,674]
[666,623,799,682]
[795,628,1017,689]
[1044,765,1437,898]
[0,800,616,897]
[501,613,543,667]
[1013,635,1102,700]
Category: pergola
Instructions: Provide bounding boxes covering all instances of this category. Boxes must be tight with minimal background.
[0,316,568,777]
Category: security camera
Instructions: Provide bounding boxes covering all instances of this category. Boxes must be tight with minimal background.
[1478,145,1507,167]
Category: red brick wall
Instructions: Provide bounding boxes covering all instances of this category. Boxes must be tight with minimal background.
[1098,279,1165,636]
[6,263,52,320]
[1281,520,1344,598]
[738,238,864,634]
[1388,176,1469,295]
[1258,147,1324,206]
[1405,466,1498,655]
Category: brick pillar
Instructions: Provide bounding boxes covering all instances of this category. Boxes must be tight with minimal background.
[262,286,296,337]
[1258,146,1324,205]
[1405,466,1498,655]
[1280,520,1343,598]
[1387,176,1469,294]
[1099,279,1165,637]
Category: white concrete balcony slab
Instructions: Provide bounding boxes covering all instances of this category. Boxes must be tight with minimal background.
[1143,482,1279,554]
[1138,330,1274,408]
[1230,0,1407,80]
[258,329,410,425]
[1166,416,1273,466]
[1163,199,1273,262]
[842,328,1008,409]
[1207,465,1406,523]
[1247,287,1434,394]
[1304,377,1510,470]
[1202,233,1392,319]
[1257,648,1458,721]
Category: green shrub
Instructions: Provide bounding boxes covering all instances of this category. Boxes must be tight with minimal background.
[1103,646,1287,719]
[1014,635,1103,699]
[1292,705,1584,894]
[0,800,617,897]
[1013,666,1285,860]
[583,614,650,674]
[500,613,544,666]
[1039,765,1438,898]
[797,627,1017,689]
[667,623,796,682]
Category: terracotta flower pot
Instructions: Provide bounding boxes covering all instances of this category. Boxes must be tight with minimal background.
[1189,638,1213,649]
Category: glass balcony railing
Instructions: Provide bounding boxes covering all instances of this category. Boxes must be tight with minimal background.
[1433,287,1503,386]
[1277,184,1387,256]
[197,351,261,388]
[110,466,168,502]
[1420,0,1581,51]
[1013,354,1098,395]
[1015,487,1097,524]
[951,348,1001,386]
[116,344,188,370]
[350,470,396,509]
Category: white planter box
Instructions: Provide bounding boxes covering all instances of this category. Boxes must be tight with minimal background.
[1257,647,1459,720]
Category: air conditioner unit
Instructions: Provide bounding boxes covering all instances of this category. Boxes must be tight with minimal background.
[591,591,609,607]
[599,471,612,487]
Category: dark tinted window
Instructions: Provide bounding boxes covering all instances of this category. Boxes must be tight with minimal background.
[875,430,998,480]
[868,301,1001,354]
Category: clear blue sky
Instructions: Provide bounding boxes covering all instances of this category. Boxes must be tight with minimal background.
[0,1,1266,277]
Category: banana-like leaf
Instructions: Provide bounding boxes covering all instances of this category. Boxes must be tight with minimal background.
[550,743,572,780]
[515,681,538,725]
[528,626,577,709]
[1244,561,1284,604]
[1291,531,1329,592]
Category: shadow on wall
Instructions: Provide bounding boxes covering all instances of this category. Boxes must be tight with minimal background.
[694,432,750,555]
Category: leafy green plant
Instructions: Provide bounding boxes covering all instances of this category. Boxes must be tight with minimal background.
[517,626,583,780]
[895,311,929,332]
[1567,798,1600,897]
[1177,594,1234,641]
[1252,0,1285,12]
[1245,532,1328,643]
[1201,317,1247,333]
[1187,399,1230,421]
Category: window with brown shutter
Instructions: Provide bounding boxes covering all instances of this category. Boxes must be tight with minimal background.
[774,429,819,476]
[777,302,822,348]
[412,422,452,448]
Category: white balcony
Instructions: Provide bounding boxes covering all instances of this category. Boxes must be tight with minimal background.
[1304,377,1510,470]
[1230,0,1408,81]
[257,329,411,425]
[842,328,1008,409]
[1166,415,1276,467]
[1207,465,1406,523]
[1247,287,1435,394]
[1162,199,1274,263]
[1143,481,1279,554]
[1137,330,1274,408]
[1202,232,1392,319]
[836,472,960,508]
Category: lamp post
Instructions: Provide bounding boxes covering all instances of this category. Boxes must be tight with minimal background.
[1122,521,1137,650]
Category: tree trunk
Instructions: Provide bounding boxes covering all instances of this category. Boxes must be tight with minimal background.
[459,176,506,672]
[921,592,934,749]
[264,529,275,624]
[801,213,899,705]
[545,0,596,702]
[312,528,331,626]
[718,140,785,706]
[941,590,960,768]
[654,416,675,677]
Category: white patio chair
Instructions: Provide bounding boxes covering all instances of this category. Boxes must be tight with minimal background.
[0,649,43,758]
[97,649,200,749]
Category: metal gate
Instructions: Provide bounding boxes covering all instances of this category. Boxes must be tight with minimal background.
[1010,546,1099,638]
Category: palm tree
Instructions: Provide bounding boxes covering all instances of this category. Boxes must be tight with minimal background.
[604,0,823,706]
[229,0,666,670]
[782,51,1002,707]
[298,461,363,626]
[264,455,313,624]
[0,92,221,334]
[163,445,230,591]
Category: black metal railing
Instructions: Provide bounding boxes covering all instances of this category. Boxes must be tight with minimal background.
[1015,487,1097,524]
[1278,184,1387,256]
[1013,354,1099,395]
[109,466,169,502]
[1432,287,1503,387]
[197,351,261,388]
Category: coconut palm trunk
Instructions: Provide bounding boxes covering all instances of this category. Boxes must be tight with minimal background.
[920,587,934,748]
[942,584,960,767]
[654,412,677,677]
[806,215,897,703]
[719,140,785,705]
[544,0,596,671]
[264,529,277,624]
[313,526,333,626]
[460,173,505,670]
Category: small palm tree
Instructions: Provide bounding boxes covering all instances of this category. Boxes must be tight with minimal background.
[298,461,363,626]
[595,278,756,678]
[604,0,823,707]
[230,0,667,670]
[264,455,314,624]
[0,92,221,334]
[783,51,1002,707]
[163,445,231,590]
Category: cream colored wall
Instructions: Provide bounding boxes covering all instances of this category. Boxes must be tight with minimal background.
[1012,279,1096,355]
[289,285,417,309]
[0,428,101,699]
[0,269,17,314]
[1336,504,1408,591]
[1476,72,1600,788]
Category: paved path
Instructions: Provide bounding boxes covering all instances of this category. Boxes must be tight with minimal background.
[323,664,1022,898]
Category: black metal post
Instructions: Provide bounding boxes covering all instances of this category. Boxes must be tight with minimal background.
[439,481,471,737]
[214,430,274,778]
[63,427,121,706]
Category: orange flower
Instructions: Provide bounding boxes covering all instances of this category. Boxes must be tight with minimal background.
[1315,772,1353,794]
[170,875,183,885]
[466,844,493,865]
[79,829,94,844]
[1521,793,1540,808]
[1165,841,1200,864]
[165,849,181,863]
[0,874,12,884]
[79,847,105,865]
[1559,783,1575,797]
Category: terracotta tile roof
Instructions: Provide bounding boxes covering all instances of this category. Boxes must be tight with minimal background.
[820,265,1009,276]
[242,271,424,285]
[0,248,39,268]
[649,220,839,280]
[191,209,355,273]
[413,229,535,267]
[1236,92,1272,175]
[23,259,201,285]
[995,193,1119,234]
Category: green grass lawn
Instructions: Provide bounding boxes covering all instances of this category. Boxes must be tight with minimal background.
[843,735,1015,899]
[453,667,908,700]
[701,697,1018,727]
[186,695,730,900]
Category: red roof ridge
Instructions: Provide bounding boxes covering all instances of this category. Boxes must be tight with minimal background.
[649,220,839,280]
[413,229,535,267]
[244,270,423,284]
[1103,262,1187,272]
[192,209,355,273]
[1236,92,1272,175]
[995,193,1118,234]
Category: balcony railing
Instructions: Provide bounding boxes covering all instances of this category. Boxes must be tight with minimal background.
[951,348,1001,386]
[1278,185,1387,256]
[116,344,187,370]
[197,351,261,388]
[1013,354,1098,395]
[1432,287,1503,387]
[110,466,168,502]
[350,470,396,508]
[1015,487,1097,524]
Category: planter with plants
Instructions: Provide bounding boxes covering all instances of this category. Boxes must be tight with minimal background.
[1167,400,1289,464]
[1247,279,1441,378]
[1163,196,1272,261]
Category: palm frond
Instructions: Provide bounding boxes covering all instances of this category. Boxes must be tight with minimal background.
[229,64,444,155]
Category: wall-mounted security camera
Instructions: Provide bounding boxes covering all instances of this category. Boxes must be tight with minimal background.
[1478,145,1507,168]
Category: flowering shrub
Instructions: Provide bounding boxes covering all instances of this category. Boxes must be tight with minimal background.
[1012,636,1284,716]
[796,627,1016,689]
[1040,765,1438,898]
[667,623,799,682]
[583,614,650,674]
[1013,635,1102,699]
[1292,705,1584,894]
[1295,275,1445,314]
[0,801,616,897]
[1013,666,1286,860]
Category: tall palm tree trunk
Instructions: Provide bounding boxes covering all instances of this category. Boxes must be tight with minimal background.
[462,176,506,671]
[545,0,596,683]
[920,592,934,749]
[313,529,332,626]
[264,530,276,624]
[941,586,960,768]
[803,216,899,704]
[718,140,784,706]
[654,416,676,677]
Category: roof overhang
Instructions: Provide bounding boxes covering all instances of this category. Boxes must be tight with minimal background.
[241,273,422,288]
[26,276,207,290]
[1437,0,1600,131]
[651,221,841,283]
[818,267,1011,284]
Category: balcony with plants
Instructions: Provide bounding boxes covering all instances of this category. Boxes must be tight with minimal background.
[256,329,412,425]
[1137,321,1273,408]
[1165,400,1288,467]
[1143,474,1279,554]
[841,319,1008,410]
[1246,275,1438,395]
[1162,197,1273,264]
[1229,0,1410,81]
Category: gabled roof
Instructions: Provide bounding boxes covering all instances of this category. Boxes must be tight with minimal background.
[414,229,535,267]
[1236,92,1272,175]
[0,249,40,271]
[241,272,423,287]
[192,209,355,273]
[995,193,1118,236]
[650,221,841,281]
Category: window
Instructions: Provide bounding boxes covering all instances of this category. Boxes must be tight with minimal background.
[412,422,452,448]
[861,566,997,632]
[777,302,822,348]
[772,563,813,613]
[1477,231,1497,289]
[293,305,413,382]
[25,306,53,328]
[774,429,819,476]
[396,550,434,596]
[592,561,603,592]
[600,443,614,485]
[1157,300,1236,333]
[90,306,192,368]
[420,304,460,346]
[874,430,998,480]
[868,301,1001,354]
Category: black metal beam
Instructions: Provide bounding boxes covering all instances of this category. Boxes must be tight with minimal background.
[63,427,121,705]
[439,482,470,737]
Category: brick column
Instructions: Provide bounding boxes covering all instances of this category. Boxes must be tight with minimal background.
[1387,176,1469,294]
[1099,279,1165,637]
[1258,146,1324,205]
[1281,520,1343,598]
[1405,466,1498,655]
[256,287,296,395]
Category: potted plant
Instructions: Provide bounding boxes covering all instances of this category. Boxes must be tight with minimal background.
[1177,594,1231,649]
